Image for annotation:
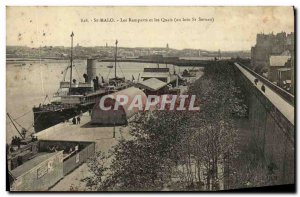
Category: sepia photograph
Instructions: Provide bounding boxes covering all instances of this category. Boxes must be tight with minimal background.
[5,6,295,192]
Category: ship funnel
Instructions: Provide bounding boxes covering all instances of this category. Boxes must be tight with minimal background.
[87,59,97,83]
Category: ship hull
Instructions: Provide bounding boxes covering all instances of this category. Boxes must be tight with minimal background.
[33,85,129,132]
[33,104,93,133]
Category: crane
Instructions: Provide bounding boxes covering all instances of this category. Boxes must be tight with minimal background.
[7,113,26,140]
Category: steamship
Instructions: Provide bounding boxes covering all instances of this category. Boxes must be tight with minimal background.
[32,34,128,132]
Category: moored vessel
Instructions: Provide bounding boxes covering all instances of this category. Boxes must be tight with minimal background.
[33,34,130,132]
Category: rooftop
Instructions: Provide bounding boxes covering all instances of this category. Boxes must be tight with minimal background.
[10,151,62,178]
[277,68,291,72]
[141,72,171,79]
[137,78,167,91]
[269,55,291,67]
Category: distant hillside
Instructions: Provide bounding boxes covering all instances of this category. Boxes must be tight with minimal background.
[6,45,250,60]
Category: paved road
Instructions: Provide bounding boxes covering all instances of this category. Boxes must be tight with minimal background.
[235,63,294,125]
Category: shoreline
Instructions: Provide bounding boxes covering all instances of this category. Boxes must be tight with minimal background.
[6,57,229,67]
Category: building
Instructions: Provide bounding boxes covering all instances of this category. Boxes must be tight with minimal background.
[251,32,294,93]
[268,55,292,92]
[9,151,64,191]
[141,67,177,84]
[136,78,168,95]
[38,140,95,176]
[276,68,292,91]
[269,55,291,82]
[251,34,272,69]
[251,32,294,70]
[8,140,95,191]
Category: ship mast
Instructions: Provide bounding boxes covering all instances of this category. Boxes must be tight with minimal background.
[69,32,74,92]
[114,40,118,79]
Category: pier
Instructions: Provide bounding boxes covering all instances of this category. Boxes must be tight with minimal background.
[33,113,131,191]
[99,57,214,67]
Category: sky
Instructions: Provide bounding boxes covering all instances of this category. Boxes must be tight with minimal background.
[6,6,294,51]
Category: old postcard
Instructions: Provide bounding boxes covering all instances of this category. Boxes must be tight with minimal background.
[6,6,295,192]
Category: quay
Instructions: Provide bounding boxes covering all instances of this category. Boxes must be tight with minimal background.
[8,68,204,191]
[34,69,204,191]
[33,113,131,191]
[34,112,131,156]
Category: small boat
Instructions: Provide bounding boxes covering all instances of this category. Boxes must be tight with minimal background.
[107,65,113,69]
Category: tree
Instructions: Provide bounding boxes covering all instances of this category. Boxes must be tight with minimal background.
[82,151,107,191]
[186,61,247,190]
[84,61,249,191]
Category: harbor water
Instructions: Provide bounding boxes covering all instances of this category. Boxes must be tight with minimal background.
[6,60,198,142]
